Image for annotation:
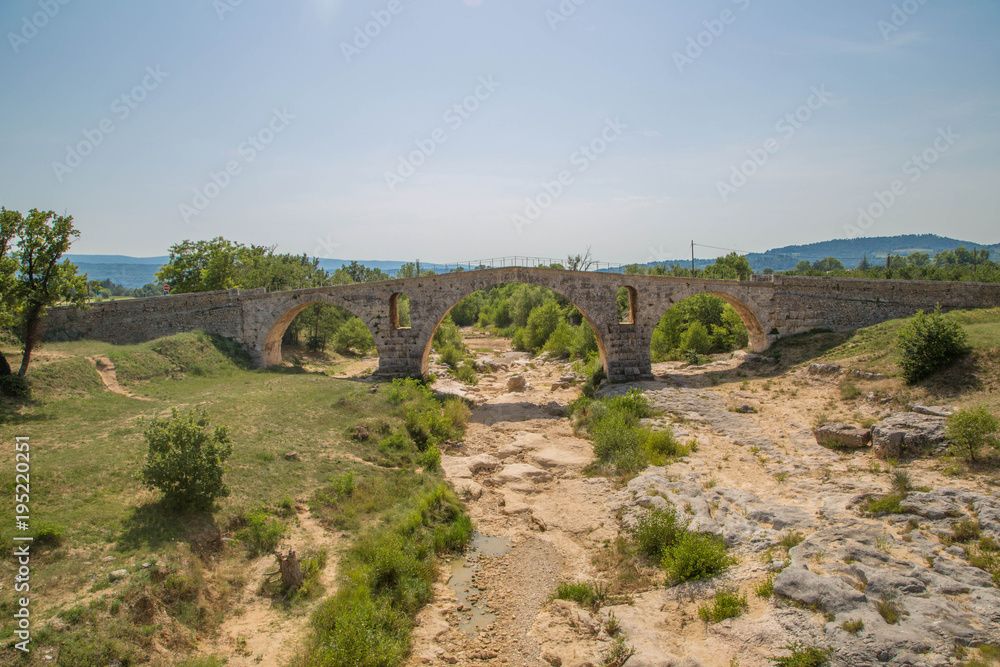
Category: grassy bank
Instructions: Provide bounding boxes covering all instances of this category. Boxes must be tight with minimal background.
[0,332,471,666]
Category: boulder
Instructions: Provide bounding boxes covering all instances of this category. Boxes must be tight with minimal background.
[506,375,527,392]
[109,569,129,582]
[871,413,949,460]
[467,454,501,474]
[773,565,867,614]
[908,404,957,418]
[812,423,872,449]
[808,363,842,375]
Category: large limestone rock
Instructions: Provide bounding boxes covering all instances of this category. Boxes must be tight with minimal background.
[495,463,552,484]
[813,422,872,449]
[871,413,949,460]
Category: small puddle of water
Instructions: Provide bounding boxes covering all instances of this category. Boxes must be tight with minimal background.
[447,532,512,633]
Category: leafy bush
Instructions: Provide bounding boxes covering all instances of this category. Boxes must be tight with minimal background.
[896,308,969,383]
[946,405,1000,462]
[697,587,748,623]
[139,408,232,511]
[334,319,375,356]
[416,445,441,471]
[631,506,686,561]
[543,322,575,357]
[861,493,906,516]
[661,532,735,583]
[438,345,463,369]
[235,509,287,557]
[0,374,30,398]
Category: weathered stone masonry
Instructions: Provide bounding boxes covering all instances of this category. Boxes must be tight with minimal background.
[43,270,999,383]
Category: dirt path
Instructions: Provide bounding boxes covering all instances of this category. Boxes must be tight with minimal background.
[198,504,339,665]
[89,355,153,400]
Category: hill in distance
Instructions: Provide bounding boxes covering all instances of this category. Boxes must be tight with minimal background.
[66,234,1000,288]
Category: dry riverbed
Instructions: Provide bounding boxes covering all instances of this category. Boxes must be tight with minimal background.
[406,348,1000,667]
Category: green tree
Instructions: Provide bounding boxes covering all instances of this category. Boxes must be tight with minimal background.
[0,209,20,375]
[946,405,1000,462]
[139,408,233,511]
[334,318,375,355]
[525,301,561,351]
[813,257,845,272]
[155,237,243,293]
[2,209,88,376]
[681,321,712,355]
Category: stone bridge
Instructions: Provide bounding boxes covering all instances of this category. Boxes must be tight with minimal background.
[43,269,999,383]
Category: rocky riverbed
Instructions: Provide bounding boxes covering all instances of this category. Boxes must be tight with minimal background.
[406,349,1000,667]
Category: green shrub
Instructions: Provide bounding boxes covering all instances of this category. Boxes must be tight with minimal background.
[0,373,30,398]
[331,472,357,498]
[553,581,608,612]
[754,574,775,598]
[235,509,287,557]
[772,643,831,667]
[947,405,1000,462]
[439,345,463,369]
[452,361,478,386]
[139,408,232,511]
[697,587,748,623]
[32,521,65,548]
[334,319,375,355]
[416,446,441,472]
[630,506,686,562]
[778,530,806,550]
[661,532,735,583]
[840,618,864,634]
[876,590,903,624]
[432,316,463,350]
[543,322,575,357]
[896,308,969,383]
[861,493,906,516]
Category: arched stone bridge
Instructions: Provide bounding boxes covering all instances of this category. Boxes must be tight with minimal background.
[44,269,999,383]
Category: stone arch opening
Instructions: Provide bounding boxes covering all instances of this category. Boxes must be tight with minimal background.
[417,281,609,378]
[389,292,411,329]
[261,297,376,367]
[648,291,768,364]
[617,286,638,324]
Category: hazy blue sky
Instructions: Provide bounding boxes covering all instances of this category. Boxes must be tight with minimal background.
[2,0,998,262]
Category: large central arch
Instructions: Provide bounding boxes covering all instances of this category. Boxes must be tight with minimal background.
[413,274,612,379]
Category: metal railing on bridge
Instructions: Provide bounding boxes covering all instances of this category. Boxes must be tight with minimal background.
[387,256,627,277]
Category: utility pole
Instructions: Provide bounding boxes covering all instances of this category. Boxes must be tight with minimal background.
[691,241,695,276]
